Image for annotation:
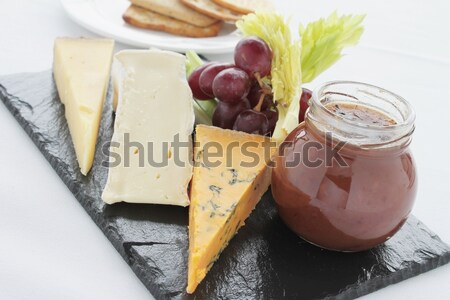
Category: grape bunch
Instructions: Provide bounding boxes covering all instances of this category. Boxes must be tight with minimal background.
[188,36,278,136]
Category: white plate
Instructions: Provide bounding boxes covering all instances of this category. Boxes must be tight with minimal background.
[61,0,241,54]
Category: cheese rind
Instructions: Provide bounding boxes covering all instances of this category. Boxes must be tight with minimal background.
[187,125,277,293]
[53,38,114,175]
[102,49,195,206]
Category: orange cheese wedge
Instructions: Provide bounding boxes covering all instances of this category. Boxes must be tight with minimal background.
[187,125,277,293]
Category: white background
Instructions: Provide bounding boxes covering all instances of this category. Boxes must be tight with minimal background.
[1,0,449,299]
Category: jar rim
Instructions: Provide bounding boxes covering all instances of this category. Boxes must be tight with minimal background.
[309,81,416,149]
[312,81,416,133]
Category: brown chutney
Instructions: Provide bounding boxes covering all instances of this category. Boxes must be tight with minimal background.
[271,82,417,252]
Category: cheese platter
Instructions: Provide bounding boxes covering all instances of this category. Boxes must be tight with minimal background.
[1,10,450,300]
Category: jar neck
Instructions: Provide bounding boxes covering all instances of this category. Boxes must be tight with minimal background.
[306,81,415,150]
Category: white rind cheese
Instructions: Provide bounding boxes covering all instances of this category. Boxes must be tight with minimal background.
[53,38,114,175]
[102,49,195,206]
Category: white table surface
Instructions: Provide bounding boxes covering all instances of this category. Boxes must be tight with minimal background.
[1,0,449,299]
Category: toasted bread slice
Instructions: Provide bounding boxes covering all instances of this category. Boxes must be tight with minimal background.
[211,0,274,14]
[123,5,223,38]
[130,0,218,27]
[180,0,243,22]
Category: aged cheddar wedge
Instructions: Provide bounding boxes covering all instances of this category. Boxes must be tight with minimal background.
[102,49,195,206]
[53,38,114,175]
[187,125,277,293]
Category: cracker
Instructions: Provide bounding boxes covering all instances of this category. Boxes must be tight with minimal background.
[211,0,274,14]
[123,5,223,38]
[130,0,218,27]
[180,0,244,22]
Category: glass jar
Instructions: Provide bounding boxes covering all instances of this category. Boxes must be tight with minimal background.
[271,81,417,252]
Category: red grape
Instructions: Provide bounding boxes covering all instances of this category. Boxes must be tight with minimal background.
[188,62,214,100]
[212,68,250,104]
[262,109,279,136]
[212,99,250,129]
[247,84,273,110]
[233,109,269,135]
[234,36,272,79]
[199,63,234,98]
[299,88,312,123]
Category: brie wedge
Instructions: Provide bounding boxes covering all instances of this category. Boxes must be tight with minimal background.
[53,38,114,175]
[102,49,195,206]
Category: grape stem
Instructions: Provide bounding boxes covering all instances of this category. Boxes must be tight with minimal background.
[254,72,264,88]
[253,72,273,112]
[254,72,272,95]
[253,93,266,112]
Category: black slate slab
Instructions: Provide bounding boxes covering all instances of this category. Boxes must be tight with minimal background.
[1,70,449,300]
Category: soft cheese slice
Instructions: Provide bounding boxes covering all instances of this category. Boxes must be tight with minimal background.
[53,38,114,175]
[187,125,277,293]
[102,49,194,206]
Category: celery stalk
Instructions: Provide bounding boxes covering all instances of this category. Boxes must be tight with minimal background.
[237,13,302,142]
[237,12,365,142]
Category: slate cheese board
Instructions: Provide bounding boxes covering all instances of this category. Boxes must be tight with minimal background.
[1,70,450,300]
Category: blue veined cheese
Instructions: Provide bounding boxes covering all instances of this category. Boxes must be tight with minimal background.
[102,49,195,206]
[187,125,277,293]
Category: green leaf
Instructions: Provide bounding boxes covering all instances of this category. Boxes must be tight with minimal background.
[300,12,365,83]
[185,50,204,77]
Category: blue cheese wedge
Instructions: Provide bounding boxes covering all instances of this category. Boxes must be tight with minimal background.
[53,38,114,175]
[102,49,194,206]
[187,125,277,293]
